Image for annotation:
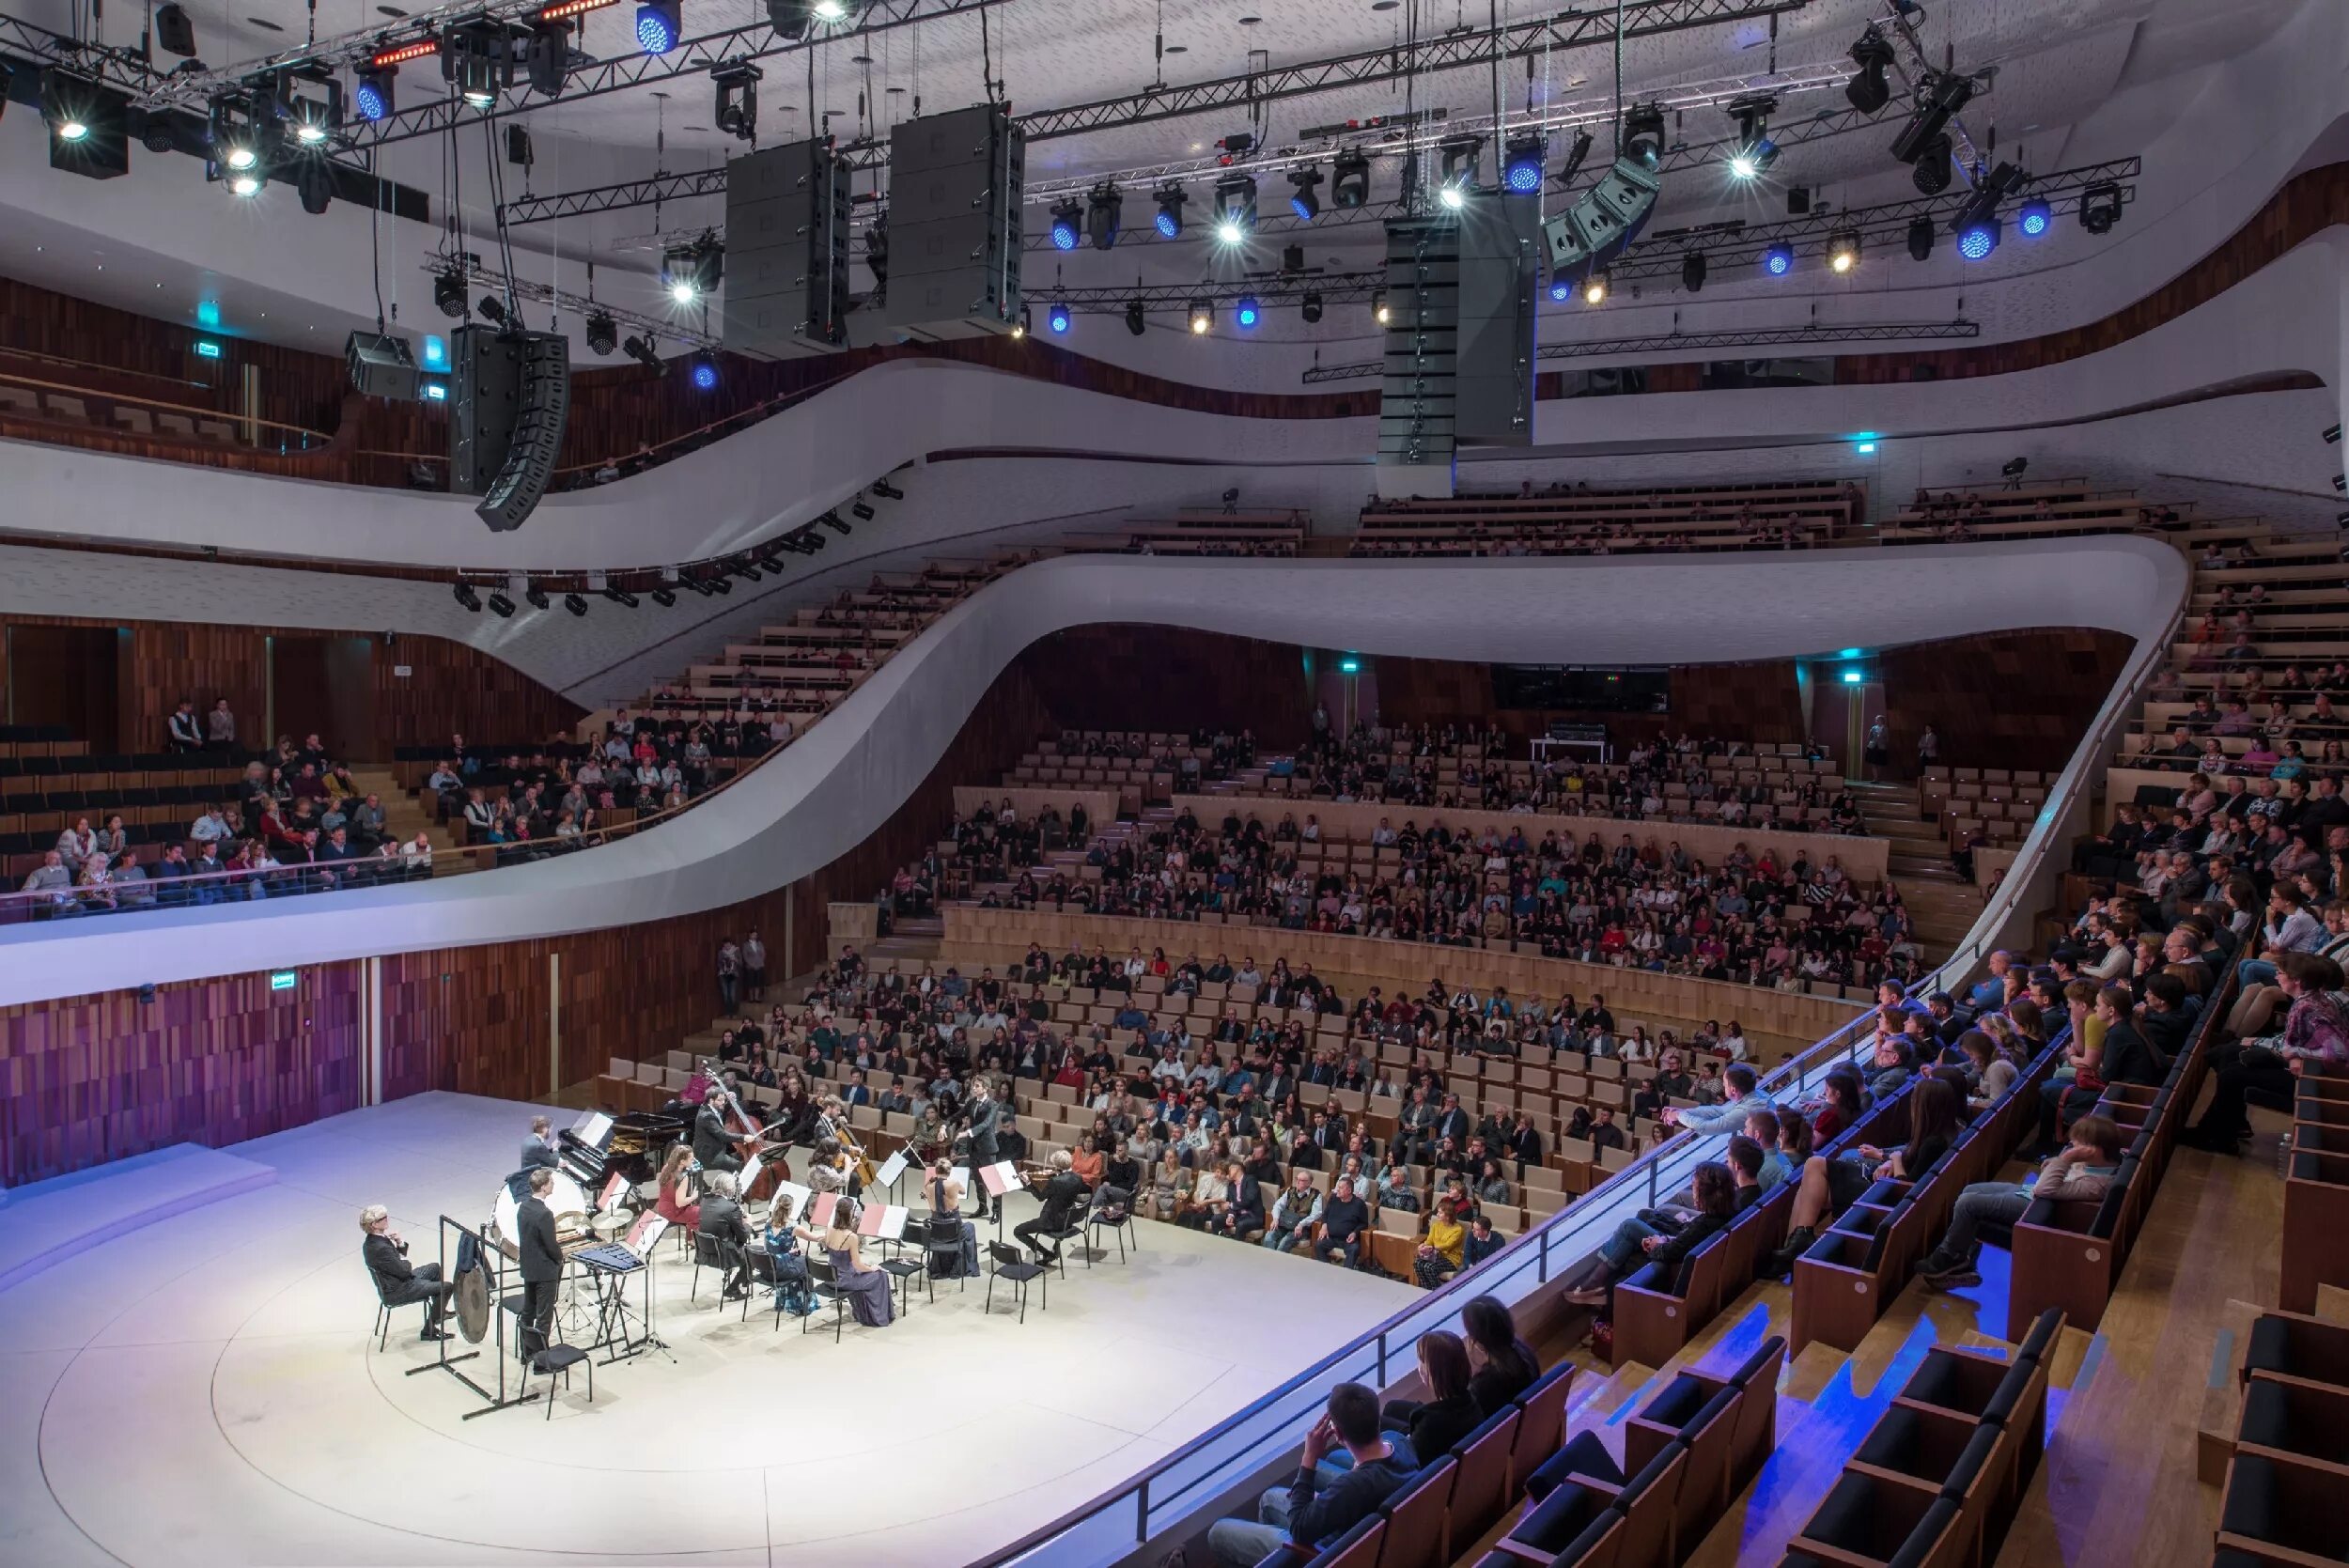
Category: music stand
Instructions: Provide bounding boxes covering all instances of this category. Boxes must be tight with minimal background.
[418,1214,542,1420]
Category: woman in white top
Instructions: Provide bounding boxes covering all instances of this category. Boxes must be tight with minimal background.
[1719,1023,1751,1062]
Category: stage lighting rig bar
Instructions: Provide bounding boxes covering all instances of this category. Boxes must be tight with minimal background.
[504,165,727,225]
[1602,155,2138,285]
[434,256,721,348]
[133,0,546,109]
[1017,0,1809,143]
[1299,318,1983,382]
[1052,270,1387,315]
[341,0,1007,150]
[0,11,169,93]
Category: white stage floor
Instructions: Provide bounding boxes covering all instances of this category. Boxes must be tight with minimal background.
[0,1092,1416,1567]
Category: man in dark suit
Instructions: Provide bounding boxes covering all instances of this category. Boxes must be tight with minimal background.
[692,1090,746,1174]
[963,1078,1004,1221]
[1433,1093,1472,1148]
[360,1204,452,1341]
[696,1170,755,1300]
[1215,1162,1266,1242]
[516,1168,565,1358]
[520,1115,561,1173]
[1013,1150,1089,1263]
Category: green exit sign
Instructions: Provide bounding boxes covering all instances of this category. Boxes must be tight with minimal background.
[269,970,298,992]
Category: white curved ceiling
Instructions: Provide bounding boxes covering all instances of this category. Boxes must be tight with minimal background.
[0,536,2191,1007]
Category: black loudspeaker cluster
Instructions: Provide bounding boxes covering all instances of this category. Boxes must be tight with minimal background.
[476,332,570,534]
[446,324,569,533]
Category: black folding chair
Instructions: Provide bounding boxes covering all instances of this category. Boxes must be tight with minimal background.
[986,1241,1049,1323]
[879,1217,926,1315]
[803,1254,850,1342]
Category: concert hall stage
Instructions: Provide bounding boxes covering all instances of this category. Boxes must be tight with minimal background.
[0,1091,1416,1567]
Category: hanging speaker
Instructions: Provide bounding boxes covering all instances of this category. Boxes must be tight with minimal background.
[1541,155,1660,280]
[474,332,569,533]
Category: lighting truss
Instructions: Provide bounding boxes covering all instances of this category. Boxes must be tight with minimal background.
[1,11,169,95]
[1299,318,1984,382]
[503,166,728,226]
[1605,156,2139,287]
[334,0,1008,150]
[1015,0,1808,142]
[133,0,545,110]
[436,256,722,348]
[1051,270,1388,317]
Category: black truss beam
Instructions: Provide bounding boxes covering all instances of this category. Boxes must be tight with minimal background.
[503,166,728,225]
[1043,270,1387,314]
[1017,0,1811,142]
[341,0,1010,151]
[0,12,169,93]
[1299,318,1983,381]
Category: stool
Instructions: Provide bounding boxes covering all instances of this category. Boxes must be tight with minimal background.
[527,1343,594,1419]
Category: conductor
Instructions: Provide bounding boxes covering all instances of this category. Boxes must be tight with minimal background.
[963,1077,1005,1222]
[692,1088,747,1175]
[516,1167,565,1358]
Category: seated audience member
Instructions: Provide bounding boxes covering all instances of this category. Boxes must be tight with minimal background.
[1460,1212,1506,1268]
[1561,1158,1740,1312]
[2185,952,2349,1151]
[1661,1062,1766,1135]
[1315,1176,1371,1266]
[1413,1194,1467,1286]
[1377,1330,1481,1467]
[360,1203,453,1341]
[1916,1116,2125,1288]
[1767,1076,1964,1273]
[1205,1382,1414,1568]
[1459,1293,1540,1414]
[2031,985,2161,1157]
[1263,1171,1325,1254]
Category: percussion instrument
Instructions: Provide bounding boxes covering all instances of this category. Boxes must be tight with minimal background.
[490,1171,590,1257]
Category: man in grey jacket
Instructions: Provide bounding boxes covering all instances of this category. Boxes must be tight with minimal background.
[1262,1172,1325,1254]
[1662,1063,1770,1136]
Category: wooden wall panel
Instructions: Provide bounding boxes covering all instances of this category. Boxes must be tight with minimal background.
[1015,626,1315,749]
[0,615,582,757]
[1875,629,2135,774]
[1366,655,1807,747]
[2,623,121,747]
[0,963,364,1188]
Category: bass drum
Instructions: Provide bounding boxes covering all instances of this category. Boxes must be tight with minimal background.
[490,1172,589,1256]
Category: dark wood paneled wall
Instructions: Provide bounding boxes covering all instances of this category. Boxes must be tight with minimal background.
[1875,629,2135,774]
[1374,656,1809,747]
[0,964,364,1188]
[1016,626,1316,750]
[0,616,583,756]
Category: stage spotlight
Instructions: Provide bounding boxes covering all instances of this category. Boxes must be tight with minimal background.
[1235,296,1260,330]
[1581,272,1608,305]
[1086,183,1122,249]
[1371,289,1390,326]
[1907,215,1935,261]
[1153,182,1186,238]
[1050,198,1082,251]
[650,587,677,607]
[1845,26,1894,115]
[477,294,508,326]
[870,480,903,500]
[851,499,876,521]
[1681,251,1707,292]
[603,586,640,608]
[1011,304,1029,339]
[1501,133,1546,194]
[354,64,396,122]
[1288,166,1323,222]
[1727,97,1778,179]
[691,355,718,390]
[1909,137,1952,195]
[524,584,551,611]
[1547,273,1572,303]
[1761,243,1794,277]
[433,268,466,318]
[1122,301,1146,335]
[1212,174,1256,243]
[2016,198,2052,238]
[564,593,589,616]
[622,334,661,370]
[1956,217,1999,260]
[819,510,851,535]
[585,311,617,356]
[734,559,762,582]
[714,60,761,141]
[636,0,681,55]
[1189,298,1212,334]
[1439,183,1466,210]
[1047,301,1071,334]
[661,238,721,303]
[2079,182,2123,235]
[297,160,334,215]
[1331,148,1371,209]
[706,572,733,594]
[486,592,517,617]
[1827,229,1859,273]
[454,582,482,612]
[1300,291,1323,324]
[1891,70,1973,165]
[1438,133,1481,188]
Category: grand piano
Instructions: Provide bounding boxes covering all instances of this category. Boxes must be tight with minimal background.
[558,1108,686,1195]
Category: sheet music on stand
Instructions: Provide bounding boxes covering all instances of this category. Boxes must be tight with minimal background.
[568,1109,614,1151]
[771,1180,814,1227]
[876,1149,910,1188]
[949,1166,972,1201]
[596,1172,629,1214]
[624,1213,670,1255]
[978,1160,1019,1196]
[855,1203,910,1240]
[808,1191,839,1229]
[736,1154,766,1200]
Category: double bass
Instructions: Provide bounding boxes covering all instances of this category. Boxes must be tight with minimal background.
[697,1065,791,1197]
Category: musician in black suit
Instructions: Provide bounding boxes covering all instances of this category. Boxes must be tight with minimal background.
[696,1170,755,1300]
[1013,1150,1089,1263]
[360,1204,452,1342]
[692,1090,746,1174]
[520,1115,561,1173]
[963,1078,1005,1221]
[516,1168,565,1358]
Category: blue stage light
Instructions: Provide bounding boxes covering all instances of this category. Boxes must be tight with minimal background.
[1761,243,1794,277]
[1235,296,1260,329]
[1957,217,1999,260]
[1047,302,1071,334]
[2016,198,2051,237]
[635,0,680,55]
[691,357,718,391]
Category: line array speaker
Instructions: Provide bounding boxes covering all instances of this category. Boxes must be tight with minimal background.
[722,136,850,358]
[882,104,1024,340]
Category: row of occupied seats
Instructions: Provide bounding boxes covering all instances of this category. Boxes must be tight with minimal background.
[1256,1356,1581,1568]
[2215,1310,2349,1567]
[1610,1084,1920,1370]
[1997,979,2225,1339]
[1467,1336,1786,1568]
[1790,1030,2072,1354]
[1778,1310,2062,1568]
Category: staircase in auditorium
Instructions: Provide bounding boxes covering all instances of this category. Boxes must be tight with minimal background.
[1848,779,1985,958]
